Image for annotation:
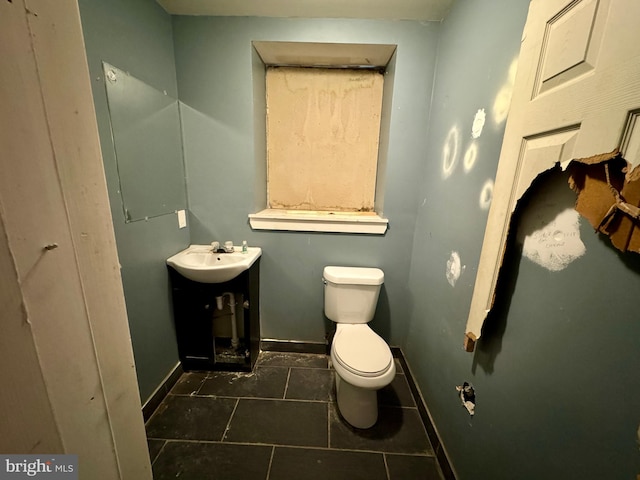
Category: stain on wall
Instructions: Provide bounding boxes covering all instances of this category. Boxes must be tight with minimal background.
[442,124,460,179]
[463,142,478,173]
[446,251,465,287]
[471,108,486,139]
[492,58,518,126]
[479,179,494,210]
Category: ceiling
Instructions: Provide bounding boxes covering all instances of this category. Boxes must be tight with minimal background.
[156,0,454,21]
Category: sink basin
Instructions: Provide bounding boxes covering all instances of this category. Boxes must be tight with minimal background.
[167,245,261,283]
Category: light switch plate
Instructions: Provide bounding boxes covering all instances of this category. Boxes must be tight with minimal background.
[177,209,186,229]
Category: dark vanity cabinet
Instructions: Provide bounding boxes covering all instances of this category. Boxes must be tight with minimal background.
[168,259,260,372]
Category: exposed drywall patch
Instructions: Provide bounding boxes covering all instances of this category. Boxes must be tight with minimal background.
[471,109,486,139]
[463,142,478,173]
[446,251,465,287]
[492,57,519,125]
[479,179,494,210]
[442,125,460,179]
[518,207,586,272]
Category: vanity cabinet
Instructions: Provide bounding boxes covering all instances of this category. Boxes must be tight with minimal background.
[168,259,260,372]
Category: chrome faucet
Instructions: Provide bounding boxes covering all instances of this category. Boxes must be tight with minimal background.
[210,241,234,253]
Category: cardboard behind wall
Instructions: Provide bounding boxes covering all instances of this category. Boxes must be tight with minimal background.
[568,149,640,253]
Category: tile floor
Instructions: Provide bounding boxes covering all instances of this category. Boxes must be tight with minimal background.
[146,351,444,480]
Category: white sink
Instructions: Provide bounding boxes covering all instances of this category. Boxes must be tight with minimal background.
[167,245,261,283]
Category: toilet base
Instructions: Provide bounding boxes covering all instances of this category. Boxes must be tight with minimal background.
[335,374,378,429]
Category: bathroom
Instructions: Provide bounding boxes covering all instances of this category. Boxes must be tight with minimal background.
[4,0,636,478]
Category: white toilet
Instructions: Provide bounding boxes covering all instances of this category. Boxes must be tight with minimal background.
[323,266,396,429]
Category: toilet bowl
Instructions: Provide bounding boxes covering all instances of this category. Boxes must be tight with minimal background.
[323,266,395,429]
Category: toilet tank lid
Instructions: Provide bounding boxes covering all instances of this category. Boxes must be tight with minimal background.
[323,266,384,285]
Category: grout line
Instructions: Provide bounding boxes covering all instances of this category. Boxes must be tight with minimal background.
[150,439,168,467]
[282,368,292,399]
[169,392,334,404]
[220,398,240,442]
[149,352,444,478]
[265,445,275,480]
[327,402,331,449]
[194,375,207,395]
[256,364,330,371]
[383,453,391,480]
[145,437,436,457]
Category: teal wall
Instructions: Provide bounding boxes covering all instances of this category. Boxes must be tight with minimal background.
[172,17,439,344]
[78,2,640,476]
[78,0,188,402]
[406,1,640,478]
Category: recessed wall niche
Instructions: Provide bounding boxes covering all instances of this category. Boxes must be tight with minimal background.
[250,41,397,219]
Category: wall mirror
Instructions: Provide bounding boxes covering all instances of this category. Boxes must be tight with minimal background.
[103,62,187,222]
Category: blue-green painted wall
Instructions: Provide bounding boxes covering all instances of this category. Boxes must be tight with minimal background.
[78,0,188,402]
[78,2,640,476]
[172,17,439,344]
[406,1,640,478]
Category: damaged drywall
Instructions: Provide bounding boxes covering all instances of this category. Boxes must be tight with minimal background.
[465,150,640,352]
[456,382,475,416]
[566,150,640,253]
[465,0,640,353]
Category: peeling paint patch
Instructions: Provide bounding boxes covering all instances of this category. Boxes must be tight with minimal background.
[471,109,486,139]
[463,142,478,173]
[479,179,494,210]
[519,207,586,272]
[442,125,460,179]
[446,251,465,287]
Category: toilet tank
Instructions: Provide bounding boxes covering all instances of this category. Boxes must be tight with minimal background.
[323,266,384,324]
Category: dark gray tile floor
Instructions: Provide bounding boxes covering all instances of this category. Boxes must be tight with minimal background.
[146,351,444,480]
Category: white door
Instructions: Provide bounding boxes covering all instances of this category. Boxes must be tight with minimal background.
[465,0,640,350]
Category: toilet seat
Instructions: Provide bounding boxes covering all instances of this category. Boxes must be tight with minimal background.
[333,325,392,377]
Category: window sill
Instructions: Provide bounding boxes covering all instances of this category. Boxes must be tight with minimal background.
[248,209,388,234]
